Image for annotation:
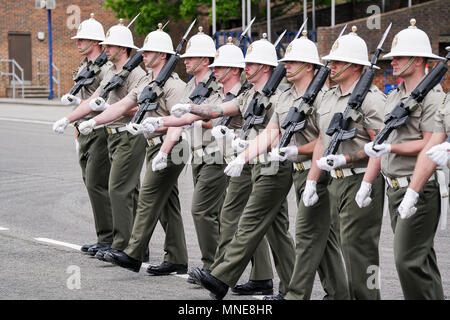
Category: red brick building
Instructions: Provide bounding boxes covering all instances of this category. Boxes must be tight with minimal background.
[0,0,448,98]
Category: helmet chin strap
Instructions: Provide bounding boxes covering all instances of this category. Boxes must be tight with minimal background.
[330,62,352,81]
[108,47,123,63]
[187,57,205,74]
[393,57,416,77]
[217,67,231,83]
[246,64,264,81]
[286,63,307,79]
[145,52,161,68]
[79,40,94,55]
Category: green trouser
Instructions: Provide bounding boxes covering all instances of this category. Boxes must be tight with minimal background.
[387,180,444,300]
[211,160,295,295]
[211,163,274,281]
[107,131,146,251]
[77,128,113,244]
[124,140,188,263]
[191,152,229,270]
[285,169,349,300]
[328,173,384,300]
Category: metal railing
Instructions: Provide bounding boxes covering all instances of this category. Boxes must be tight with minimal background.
[36,58,60,98]
[0,59,24,98]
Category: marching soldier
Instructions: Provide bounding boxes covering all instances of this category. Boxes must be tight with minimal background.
[360,20,446,299]
[137,27,228,276]
[203,38,275,294]
[72,25,188,273]
[267,32,349,300]
[53,14,113,255]
[53,19,147,259]
[172,35,295,300]
[305,27,385,299]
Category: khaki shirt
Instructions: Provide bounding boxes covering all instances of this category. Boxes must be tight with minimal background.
[318,80,385,169]
[216,81,243,158]
[269,84,324,163]
[73,56,112,123]
[434,93,450,136]
[232,84,281,141]
[381,81,445,177]
[126,71,186,140]
[95,61,146,128]
[180,70,222,151]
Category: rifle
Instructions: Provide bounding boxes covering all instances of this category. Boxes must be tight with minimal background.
[238,29,293,140]
[68,51,108,97]
[323,23,392,166]
[373,48,450,148]
[98,51,144,101]
[131,20,196,124]
[276,25,348,155]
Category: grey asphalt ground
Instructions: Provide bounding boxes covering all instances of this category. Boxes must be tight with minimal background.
[0,101,449,300]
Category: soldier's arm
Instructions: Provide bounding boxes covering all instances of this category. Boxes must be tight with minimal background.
[408,132,447,192]
[306,136,325,182]
[239,122,280,163]
[91,96,137,126]
[189,100,240,119]
[66,90,100,123]
[390,131,433,155]
[343,128,378,164]
[159,126,184,155]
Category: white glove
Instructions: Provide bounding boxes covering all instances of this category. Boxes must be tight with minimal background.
[61,94,81,106]
[125,122,143,135]
[89,97,109,111]
[211,125,235,141]
[398,188,419,219]
[355,181,372,208]
[52,117,70,134]
[152,151,168,171]
[302,180,319,207]
[269,146,298,162]
[183,120,202,130]
[426,142,450,166]
[78,119,97,135]
[364,142,391,158]
[224,156,246,177]
[316,154,347,171]
[231,138,250,153]
[143,117,164,130]
[171,103,191,118]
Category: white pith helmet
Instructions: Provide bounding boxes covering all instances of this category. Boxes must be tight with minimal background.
[100,19,138,50]
[244,33,278,67]
[180,26,216,58]
[322,26,375,67]
[209,37,245,69]
[138,23,175,54]
[383,19,443,60]
[71,13,105,42]
[279,31,323,66]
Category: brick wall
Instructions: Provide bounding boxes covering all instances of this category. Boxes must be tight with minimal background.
[0,0,192,98]
[317,0,450,93]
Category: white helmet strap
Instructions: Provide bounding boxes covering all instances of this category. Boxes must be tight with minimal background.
[394,57,416,77]
[145,52,161,68]
[246,64,264,81]
[330,62,352,81]
[286,63,307,79]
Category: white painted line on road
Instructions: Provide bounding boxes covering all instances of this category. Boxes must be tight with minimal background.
[35,237,82,251]
[0,117,54,125]
[175,274,189,279]
[0,227,10,231]
[252,295,266,300]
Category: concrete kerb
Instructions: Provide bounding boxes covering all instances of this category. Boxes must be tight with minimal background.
[0,98,66,107]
